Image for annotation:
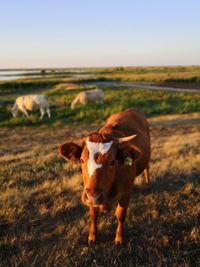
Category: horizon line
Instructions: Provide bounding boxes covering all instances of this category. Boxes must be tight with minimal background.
[0,64,200,71]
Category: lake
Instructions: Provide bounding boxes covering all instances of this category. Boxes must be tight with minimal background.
[0,70,42,81]
[0,70,92,81]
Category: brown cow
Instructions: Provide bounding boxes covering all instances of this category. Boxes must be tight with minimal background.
[58,108,151,244]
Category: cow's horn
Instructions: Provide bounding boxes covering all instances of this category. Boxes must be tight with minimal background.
[117,134,137,143]
[65,132,85,143]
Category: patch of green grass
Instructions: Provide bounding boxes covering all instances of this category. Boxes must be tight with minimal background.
[0,78,60,97]
[166,76,200,83]
[1,86,199,128]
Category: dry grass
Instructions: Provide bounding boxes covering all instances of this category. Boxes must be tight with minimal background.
[52,83,96,91]
[0,116,199,266]
[96,71,200,83]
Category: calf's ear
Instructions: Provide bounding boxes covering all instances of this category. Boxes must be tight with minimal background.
[128,144,142,162]
[117,144,142,165]
[58,142,82,163]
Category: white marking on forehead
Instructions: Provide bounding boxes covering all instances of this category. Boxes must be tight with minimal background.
[86,139,113,178]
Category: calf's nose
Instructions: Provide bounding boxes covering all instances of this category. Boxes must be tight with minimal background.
[85,188,103,204]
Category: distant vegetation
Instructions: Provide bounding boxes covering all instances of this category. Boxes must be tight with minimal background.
[92,66,200,83]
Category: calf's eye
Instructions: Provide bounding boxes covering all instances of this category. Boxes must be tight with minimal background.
[80,159,84,164]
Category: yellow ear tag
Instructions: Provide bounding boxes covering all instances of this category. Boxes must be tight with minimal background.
[124,157,132,166]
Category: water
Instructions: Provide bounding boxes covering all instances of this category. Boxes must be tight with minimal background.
[0,70,92,81]
[0,70,41,81]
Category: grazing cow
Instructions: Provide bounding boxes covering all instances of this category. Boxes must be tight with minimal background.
[58,109,150,244]
[71,89,104,109]
[12,95,51,119]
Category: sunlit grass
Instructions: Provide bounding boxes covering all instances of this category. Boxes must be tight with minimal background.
[0,119,199,266]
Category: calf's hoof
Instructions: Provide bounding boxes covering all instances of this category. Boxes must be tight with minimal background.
[142,185,151,193]
[115,235,123,245]
[88,239,96,245]
[88,234,96,244]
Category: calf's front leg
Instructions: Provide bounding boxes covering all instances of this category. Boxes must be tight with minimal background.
[21,108,29,118]
[115,198,129,245]
[88,206,99,243]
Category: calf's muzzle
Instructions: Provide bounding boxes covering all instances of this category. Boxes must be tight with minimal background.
[84,188,104,205]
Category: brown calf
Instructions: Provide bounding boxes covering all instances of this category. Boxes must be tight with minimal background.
[58,109,151,244]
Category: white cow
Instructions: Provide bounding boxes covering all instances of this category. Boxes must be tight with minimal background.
[12,95,51,119]
[71,89,104,109]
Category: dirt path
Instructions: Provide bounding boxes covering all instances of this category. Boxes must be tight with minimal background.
[89,81,200,93]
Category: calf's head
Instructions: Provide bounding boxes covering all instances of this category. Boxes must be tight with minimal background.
[11,104,19,117]
[58,132,141,206]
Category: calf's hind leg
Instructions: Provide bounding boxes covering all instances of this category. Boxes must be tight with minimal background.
[40,108,45,120]
[46,107,51,118]
[143,165,150,186]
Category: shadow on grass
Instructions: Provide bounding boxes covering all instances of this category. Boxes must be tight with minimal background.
[0,172,199,266]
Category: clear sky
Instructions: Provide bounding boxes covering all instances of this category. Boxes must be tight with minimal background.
[0,0,200,68]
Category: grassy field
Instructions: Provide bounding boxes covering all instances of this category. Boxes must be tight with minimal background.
[85,65,200,84]
[0,67,200,266]
[0,118,199,266]
[0,82,200,128]
[94,68,200,84]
